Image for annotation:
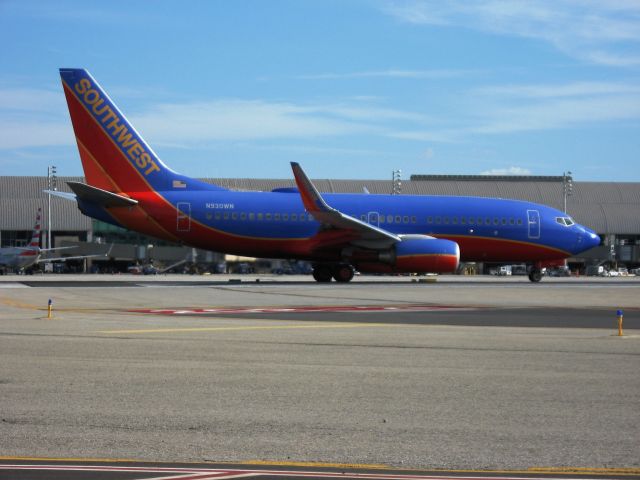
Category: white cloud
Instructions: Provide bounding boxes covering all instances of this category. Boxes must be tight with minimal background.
[481,166,532,176]
[474,82,640,98]
[470,81,640,134]
[0,120,73,149]
[383,0,640,67]
[297,69,474,80]
[0,87,74,149]
[131,100,430,143]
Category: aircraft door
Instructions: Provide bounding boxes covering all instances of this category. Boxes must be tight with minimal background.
[176,202,191,232]
[367,212,380,227]
[527,209,540,239]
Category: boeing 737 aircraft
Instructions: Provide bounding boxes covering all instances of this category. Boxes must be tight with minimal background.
[0,208,102,273]
[56,68,600,282]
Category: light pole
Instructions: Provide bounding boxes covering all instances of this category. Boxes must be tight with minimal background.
[392,169,402,195]
[562,170,573,214]
[47,165,57,250]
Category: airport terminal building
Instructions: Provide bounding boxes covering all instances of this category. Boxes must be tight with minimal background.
[1,174,639,273]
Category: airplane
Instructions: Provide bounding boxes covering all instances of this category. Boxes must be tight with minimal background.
[0,208,105,273]
[55,68,601,283]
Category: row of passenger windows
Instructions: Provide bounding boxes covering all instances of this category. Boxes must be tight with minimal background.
[207,211,524,227]
[208,212,316,222]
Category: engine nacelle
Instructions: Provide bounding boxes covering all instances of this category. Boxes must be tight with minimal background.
[393,236,460,273]
[345,236,460,274]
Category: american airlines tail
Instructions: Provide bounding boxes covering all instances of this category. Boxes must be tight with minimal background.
[28,208,42,249]
[59,68,225,194]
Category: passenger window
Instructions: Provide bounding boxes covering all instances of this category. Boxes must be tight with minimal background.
[379,216,385,224]
[214,212,221,220]
[444,217,449,224]
[452,217,458,224]
[240,212,246,221]
[249,213,255,221]
[485,217,491,225]
[274,213,281,221]
[461,217,466,225]
[469,217,475,225]
[265,213,272,221]
[509,218,514,225]
[395,215,401,223]
[283,214,289,221]
[223,212,229,220]
[427,216,433,224]
[502,218,507,225]
[403,216,409,224]
[411,216,416,223]
[291,213,298,221]
[517,219,523,225]
[231,212,238,220]
[493,218,499,225]
[257,213,263,221]
[477,217,482,225]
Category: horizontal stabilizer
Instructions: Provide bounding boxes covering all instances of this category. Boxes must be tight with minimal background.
[67,182,138,207]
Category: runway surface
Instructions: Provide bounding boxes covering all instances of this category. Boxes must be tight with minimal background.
[0,275,638,473]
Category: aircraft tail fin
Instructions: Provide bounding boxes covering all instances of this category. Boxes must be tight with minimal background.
[28,208,42,248]
[59,68,225,194]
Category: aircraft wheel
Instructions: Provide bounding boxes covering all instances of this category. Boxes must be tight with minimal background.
[528,268,543,283]
[333,264,355,283]
[312,264,333,283]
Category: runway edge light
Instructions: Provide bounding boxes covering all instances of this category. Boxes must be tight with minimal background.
[616,309,623,336]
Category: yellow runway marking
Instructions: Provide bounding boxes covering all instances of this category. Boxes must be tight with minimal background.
[99,322,396,335]
[0,296,42,310]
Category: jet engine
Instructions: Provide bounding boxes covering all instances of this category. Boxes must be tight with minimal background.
[350,235,460,274]
[393,235,460,273]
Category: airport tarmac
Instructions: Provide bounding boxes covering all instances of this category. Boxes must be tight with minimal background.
[0,274,638,473]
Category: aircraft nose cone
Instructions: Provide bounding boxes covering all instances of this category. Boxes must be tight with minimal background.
[582,228,600,249]
[588,230,601,248]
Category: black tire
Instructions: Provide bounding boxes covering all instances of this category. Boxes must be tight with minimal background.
[332,264,355,283]
[312,264,333,283]
[528,269,543,282]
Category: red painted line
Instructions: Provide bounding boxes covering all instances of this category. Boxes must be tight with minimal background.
[129,305,477,315]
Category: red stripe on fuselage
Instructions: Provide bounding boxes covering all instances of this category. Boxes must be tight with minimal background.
[441,234,569,262]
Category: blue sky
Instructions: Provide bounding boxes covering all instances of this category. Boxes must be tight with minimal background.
[1,0,639,181]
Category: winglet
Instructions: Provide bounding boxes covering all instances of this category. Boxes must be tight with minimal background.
[290,162,332,213]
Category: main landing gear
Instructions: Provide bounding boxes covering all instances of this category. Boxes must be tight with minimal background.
[528,267,543,283]
[312,263,355,283]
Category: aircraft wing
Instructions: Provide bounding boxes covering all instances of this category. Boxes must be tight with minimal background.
[37,245,113,264]
[291,162,400,249]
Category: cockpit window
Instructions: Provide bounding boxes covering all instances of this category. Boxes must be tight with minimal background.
[556,217,575,226]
